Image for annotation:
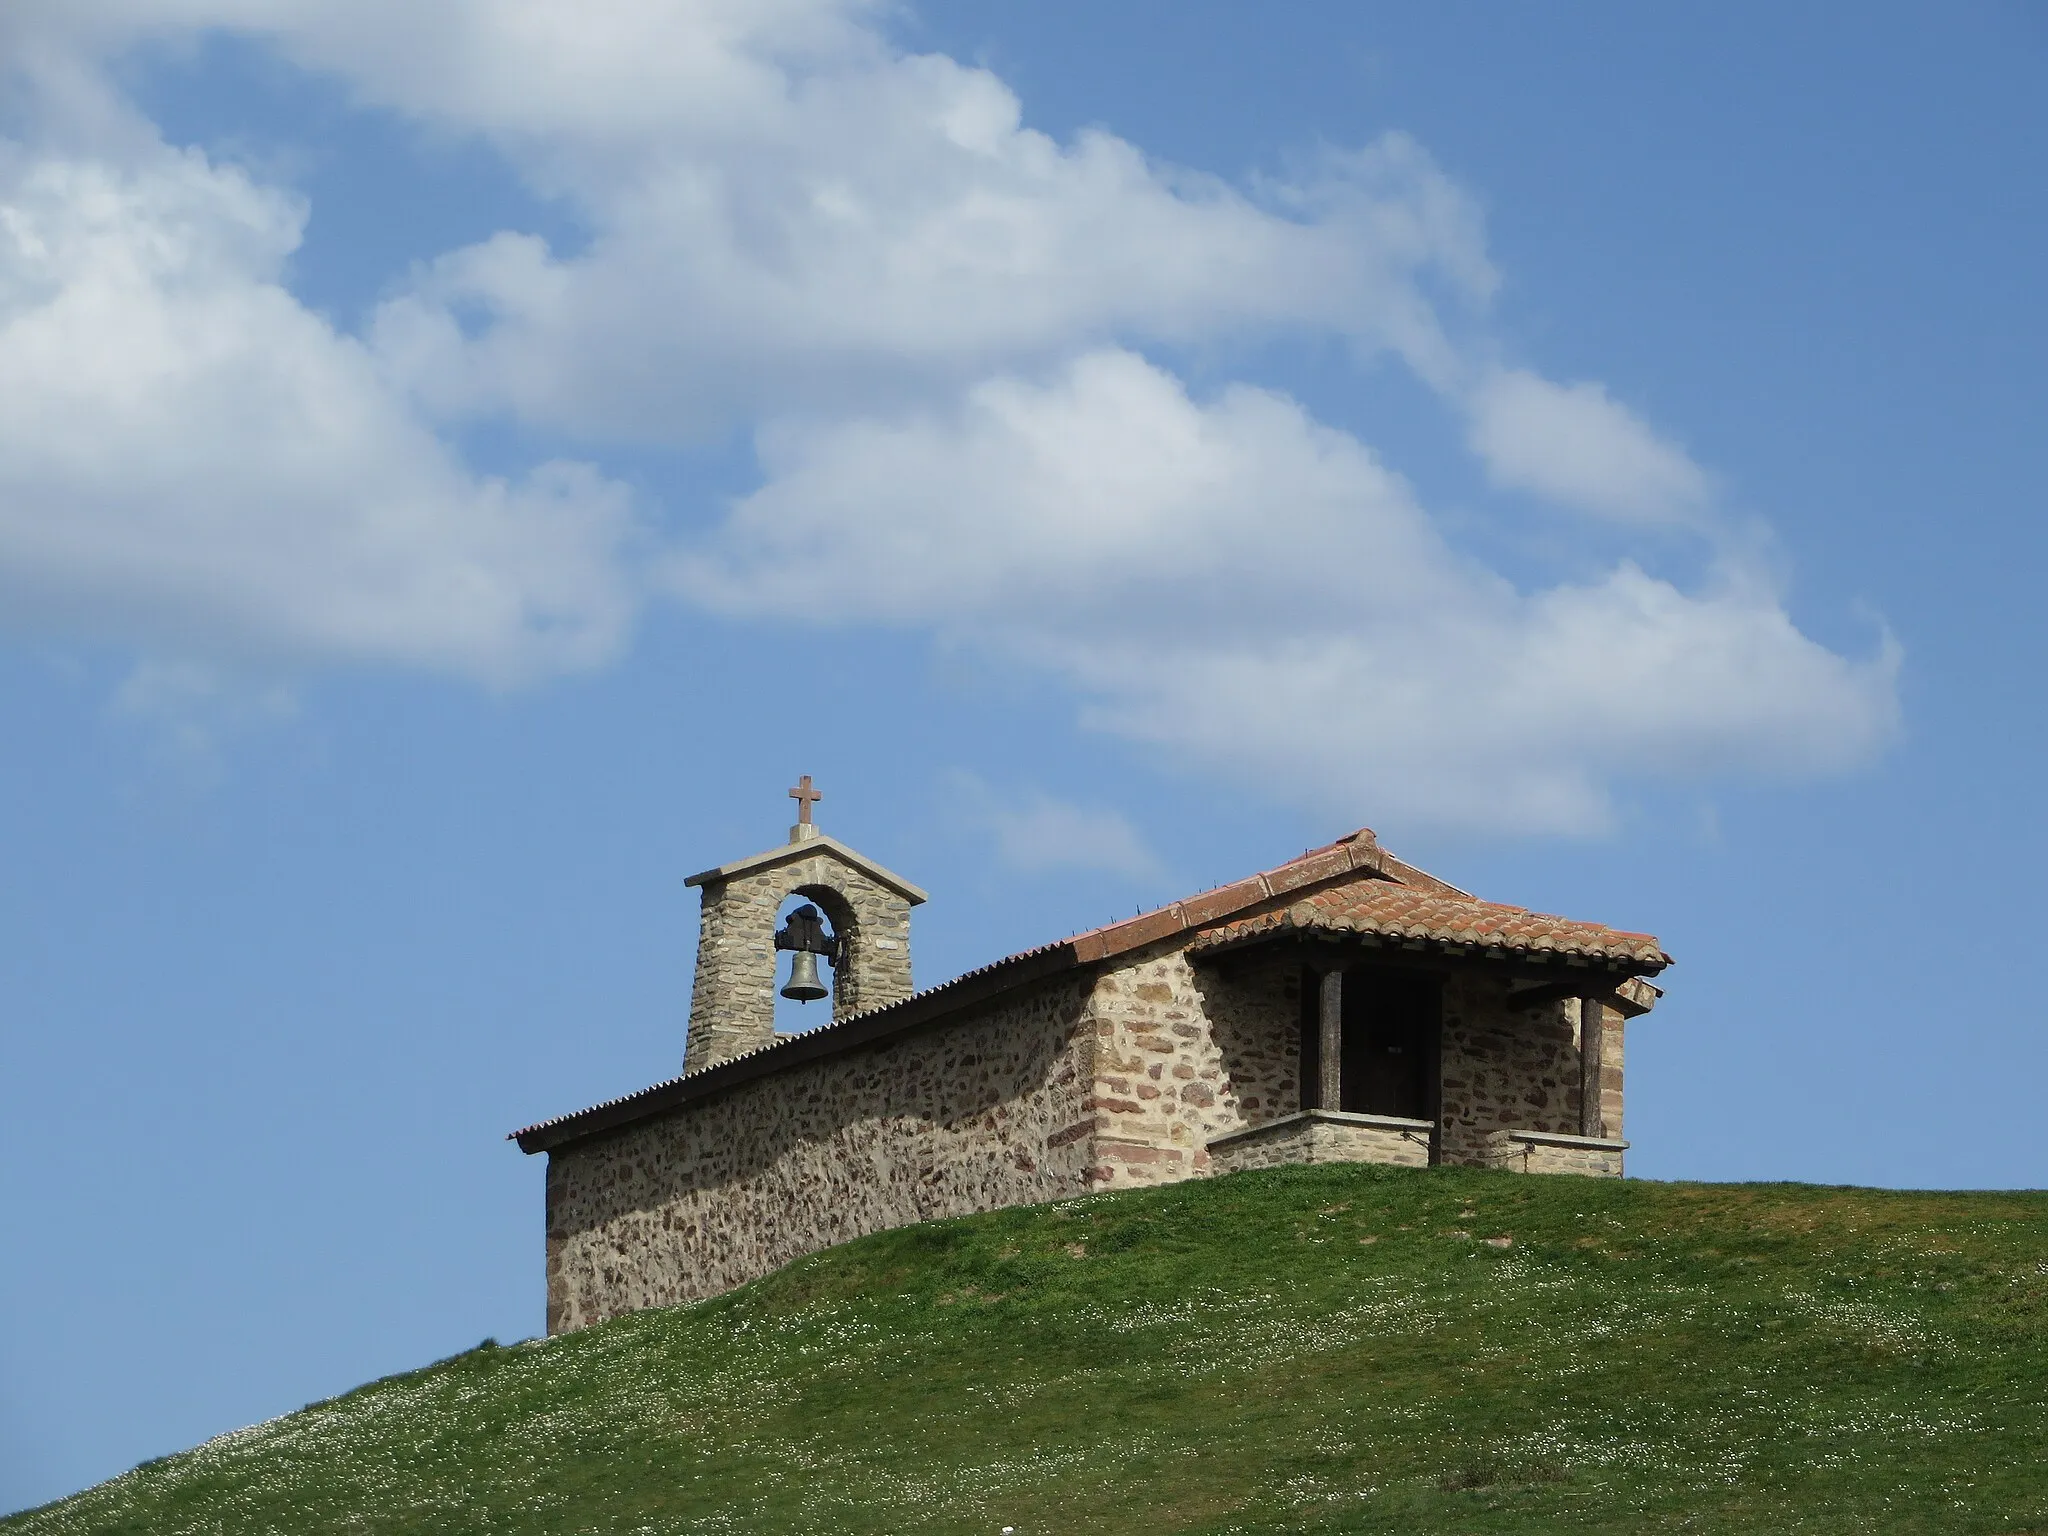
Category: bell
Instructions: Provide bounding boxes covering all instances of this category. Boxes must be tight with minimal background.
[780,949,828,1003]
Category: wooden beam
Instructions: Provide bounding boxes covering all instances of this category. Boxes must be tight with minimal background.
[1509,971,1660,1016]
[1319,969,1344,1113]
[1579,996,1606,1139]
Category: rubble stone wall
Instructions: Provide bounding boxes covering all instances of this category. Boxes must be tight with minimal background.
[548,974,1092,1332]
[1436,970,1586,1166]
[552,938,1639,1334]
[1087,948,1627,1183]
[1084,945,1302,1188]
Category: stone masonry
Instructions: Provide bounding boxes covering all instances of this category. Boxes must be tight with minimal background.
[1209,1110,1433,1173]
[546,975,1093,1331]
[518,825,1668,1332]
[1083,942,1300,1187]
[1483,1129,1629,1177]
[1086,944,1634,1186]
[681,829,926,1077]
[1439,972,1583,1165]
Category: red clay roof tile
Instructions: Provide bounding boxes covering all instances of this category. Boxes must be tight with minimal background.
[1188,880,1669,969]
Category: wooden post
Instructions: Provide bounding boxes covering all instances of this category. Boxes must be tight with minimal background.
[1319,970,1344,1113]
[1579,996,1606,1139]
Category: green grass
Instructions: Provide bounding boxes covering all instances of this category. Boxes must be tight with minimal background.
[10,1164,2048,1535]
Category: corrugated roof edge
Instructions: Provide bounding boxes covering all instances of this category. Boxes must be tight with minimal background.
[511,828,1395,1154]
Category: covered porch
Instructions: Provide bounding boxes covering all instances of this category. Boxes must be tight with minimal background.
[1188,879,1667,1178]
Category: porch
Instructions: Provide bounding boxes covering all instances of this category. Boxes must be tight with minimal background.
[1191,917,1660,1179]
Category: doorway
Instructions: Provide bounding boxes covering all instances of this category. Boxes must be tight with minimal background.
[1299,965,1441,1121]
[1340,968,1438,1119]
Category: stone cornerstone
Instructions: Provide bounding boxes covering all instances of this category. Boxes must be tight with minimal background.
[516,819,1670,1332]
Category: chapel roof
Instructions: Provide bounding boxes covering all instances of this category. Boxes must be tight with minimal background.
[1187,878,1671,969]
[511,828,1667,1154]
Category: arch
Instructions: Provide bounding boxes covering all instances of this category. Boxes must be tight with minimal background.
[771,887,850,1035]
[683,842,919,1075]
[789,882,870,1018]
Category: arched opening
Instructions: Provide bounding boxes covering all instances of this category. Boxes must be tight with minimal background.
[771,886,856,1036]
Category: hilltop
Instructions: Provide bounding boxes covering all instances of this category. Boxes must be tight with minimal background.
[8,1164,2046,1535]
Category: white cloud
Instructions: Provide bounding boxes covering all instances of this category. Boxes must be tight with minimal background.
[1084,571,1901,835]
[12,2,1497,435]
[364,125,1486,438]
[23,0,1473,434]
[1466,367,1711,524]
[7,0,887,147]
[943,771,1162,881]
[683,353,1897,834]
[0,3,1902,833]
[0,138,640,682]
[673,349,1453,626]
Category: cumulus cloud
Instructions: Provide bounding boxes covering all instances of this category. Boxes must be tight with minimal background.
[13,1,1498,435]
[683,354,1897,833]
[364,115,1486,437]
[2,4,1469,430]
[1084,573,1900,834]
[1466,367,1711,524]
[674,350,1452,625]
[0,0,1902,832]
[0,128,639,682]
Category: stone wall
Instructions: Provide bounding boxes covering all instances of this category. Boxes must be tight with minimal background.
[683,848,916,1075]
[1085,950,1628,1181]
[1483,1128,1628,1177]
[550,936,1641,1332]
[1209,1110,1432,1173]
[1436,970,1585,1166]
[548,974,1092,1332]
[1084,945,1302,1189]
[1590,1002,1625,1140]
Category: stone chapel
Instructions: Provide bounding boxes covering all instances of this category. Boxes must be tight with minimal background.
[514,782,1670,1334]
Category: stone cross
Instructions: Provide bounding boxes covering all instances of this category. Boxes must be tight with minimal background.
[788,774,822,826]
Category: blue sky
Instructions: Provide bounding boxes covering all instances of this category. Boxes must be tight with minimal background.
[2,0,2043,1512]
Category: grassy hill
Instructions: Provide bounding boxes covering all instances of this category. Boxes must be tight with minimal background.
[9,1164,2047,1535]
